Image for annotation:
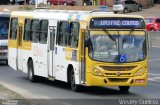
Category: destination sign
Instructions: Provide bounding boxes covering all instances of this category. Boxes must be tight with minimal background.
[90,18,145,29]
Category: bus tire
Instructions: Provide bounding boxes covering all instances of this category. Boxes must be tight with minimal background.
[119,86,130,93]
[70,68,79,92]
[28,60,36,82]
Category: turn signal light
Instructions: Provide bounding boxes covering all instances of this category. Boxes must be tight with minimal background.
[92,68,103,76]
[134,68,145,76]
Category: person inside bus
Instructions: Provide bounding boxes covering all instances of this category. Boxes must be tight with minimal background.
[122,35,145,61]
[0,23,8,36]
[69,23,78,48]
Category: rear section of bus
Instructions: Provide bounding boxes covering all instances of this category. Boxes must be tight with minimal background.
[0,12,10,64]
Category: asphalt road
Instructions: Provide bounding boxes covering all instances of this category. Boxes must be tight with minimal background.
[0,47,160,105]
[128,4,160,17]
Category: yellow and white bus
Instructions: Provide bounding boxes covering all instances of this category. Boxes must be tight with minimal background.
[8,9,148,92]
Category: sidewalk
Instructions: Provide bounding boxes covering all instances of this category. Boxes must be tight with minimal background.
[0,84,30,105]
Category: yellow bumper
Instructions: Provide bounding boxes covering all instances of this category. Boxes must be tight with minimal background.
[86,72,147,86]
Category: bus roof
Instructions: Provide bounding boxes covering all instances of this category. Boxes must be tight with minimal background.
[10,10,144,21]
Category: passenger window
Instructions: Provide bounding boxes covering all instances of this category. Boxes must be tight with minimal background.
[39,20,48,44]
[156,19,160,23]
[24,19,31,41]
[125,1,128,4]
[10,18,18,40]
[68,22,79,48]
[132,1,137,4]
[31,19,39,43]
[58,21,69,46]
[125,1,130,4]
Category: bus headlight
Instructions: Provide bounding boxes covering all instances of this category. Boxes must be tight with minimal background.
[134,68,145,76]
[92,68,103,76]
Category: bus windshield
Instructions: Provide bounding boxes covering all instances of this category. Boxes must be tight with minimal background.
[88,31,146,63]
[0,17,10,39]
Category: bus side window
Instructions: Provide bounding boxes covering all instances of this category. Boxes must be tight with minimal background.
[68,22,79,48]
[10,18,18,40]
[39,20,48,44]
[24,19,31,41]
[58,21,69,46]
[31,19,39,43]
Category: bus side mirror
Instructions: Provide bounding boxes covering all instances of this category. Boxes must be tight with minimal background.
[84,39,89,47]
[84,38,92,47]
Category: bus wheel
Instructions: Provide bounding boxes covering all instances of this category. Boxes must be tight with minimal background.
[119,86,130,93]
[70,69,79,92]
[28,60,36,82]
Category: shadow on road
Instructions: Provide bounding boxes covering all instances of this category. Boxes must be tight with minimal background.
[23,76,139,97]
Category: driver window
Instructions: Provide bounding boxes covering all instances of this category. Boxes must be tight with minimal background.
[68,22,79,48]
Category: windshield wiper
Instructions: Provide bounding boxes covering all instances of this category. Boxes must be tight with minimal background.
[103,29,118,48]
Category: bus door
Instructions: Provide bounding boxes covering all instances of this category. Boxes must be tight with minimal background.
[48,21,57,77]
[81,29,87,84]
[17,25,23,70]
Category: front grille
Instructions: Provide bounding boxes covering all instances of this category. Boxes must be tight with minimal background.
[100,66,136,71]
[105,73,116,76]
[105,73,131,76]
[108,78,128,83]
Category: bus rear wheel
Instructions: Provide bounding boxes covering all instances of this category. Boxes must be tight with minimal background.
[119,86,130,93]
[70,69,79,92]
[28,60,36,82]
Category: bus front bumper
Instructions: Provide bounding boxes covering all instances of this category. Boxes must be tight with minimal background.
[86,73,147,86]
